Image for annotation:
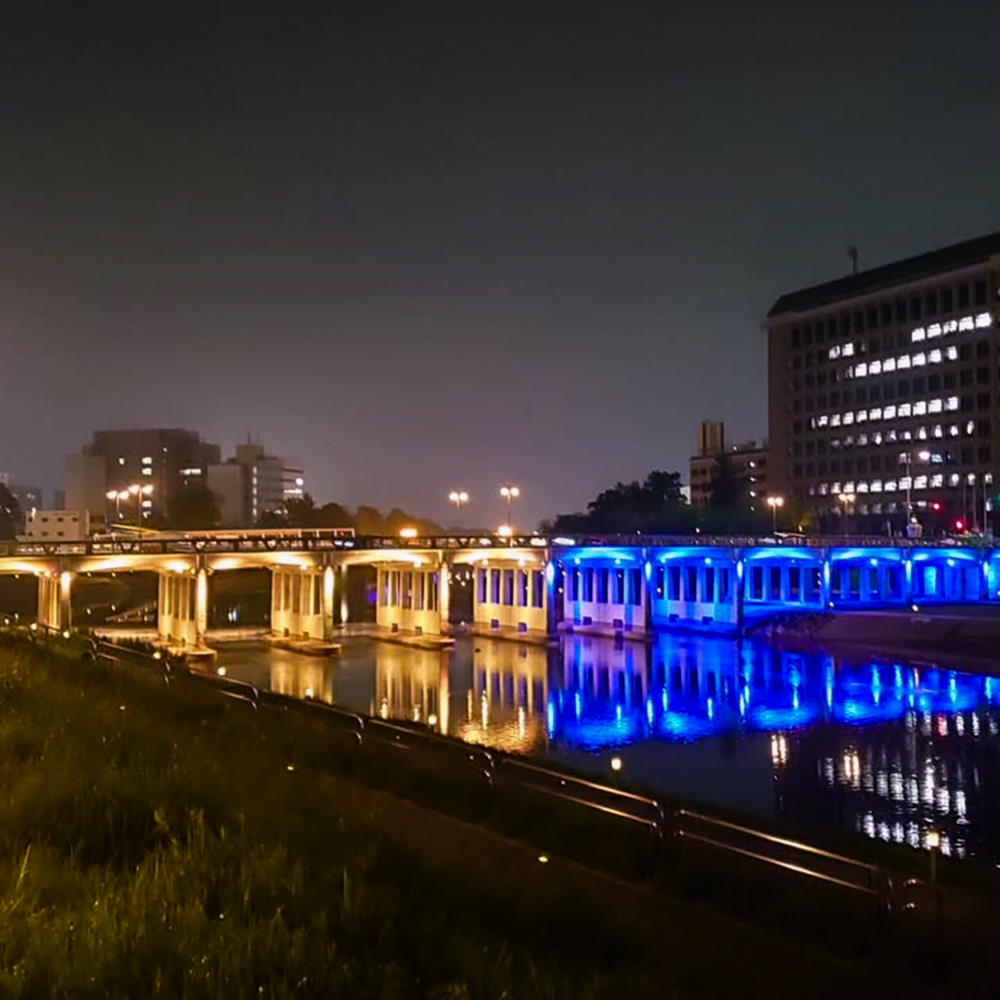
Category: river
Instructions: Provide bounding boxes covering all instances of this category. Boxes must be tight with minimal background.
[214,631,1000,864]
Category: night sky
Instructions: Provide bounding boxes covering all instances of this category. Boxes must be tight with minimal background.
[2,2,999,529]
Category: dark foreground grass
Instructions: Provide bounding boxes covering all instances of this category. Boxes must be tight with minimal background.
[0,638,667,999]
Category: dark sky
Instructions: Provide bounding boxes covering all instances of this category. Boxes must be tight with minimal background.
[2,1,998,528]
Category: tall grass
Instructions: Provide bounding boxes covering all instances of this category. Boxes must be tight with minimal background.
[0,641,665,999]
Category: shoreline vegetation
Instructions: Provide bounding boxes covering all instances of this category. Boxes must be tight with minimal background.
[0,632,994,996]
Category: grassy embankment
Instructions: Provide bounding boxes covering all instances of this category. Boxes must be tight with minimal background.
[0,633,682,999]
[0,631,994,997]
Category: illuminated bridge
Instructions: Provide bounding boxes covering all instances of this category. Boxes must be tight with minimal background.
[1,529,998,647]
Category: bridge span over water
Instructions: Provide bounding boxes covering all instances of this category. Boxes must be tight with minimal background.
[1,530,998,647]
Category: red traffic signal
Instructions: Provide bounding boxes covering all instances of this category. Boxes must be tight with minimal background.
[931,501,943,512]
[954,518,966,532]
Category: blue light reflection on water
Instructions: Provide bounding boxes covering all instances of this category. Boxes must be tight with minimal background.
[216,631,1000,863]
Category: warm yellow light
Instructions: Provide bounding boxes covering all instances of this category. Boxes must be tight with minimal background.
[448,490,469,505]
[610,756,623,772]
[500,485,520,499]
[767,496,785,509]
[497,524,513,538]
[106,490,118,500]
[399,527,418,539]
[926,829,941,850]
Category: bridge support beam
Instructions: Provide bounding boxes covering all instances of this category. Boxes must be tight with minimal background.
[158,564,207,648]
[472,559,550,637]
[270,566,329,640]
[37,570,73,633]
[375,562,448,636]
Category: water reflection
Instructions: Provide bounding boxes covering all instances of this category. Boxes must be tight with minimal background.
[217,632,1000,863]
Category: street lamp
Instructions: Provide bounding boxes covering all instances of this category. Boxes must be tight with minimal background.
[106,490,130,523]
[838,491,856,536]
[127,483,154,524]
[448,490,469,522]
[766,495,785,532]
[499,485,520,529]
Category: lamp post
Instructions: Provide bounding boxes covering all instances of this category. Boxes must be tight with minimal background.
[499,485,520,531]
[838,491,856,537]
[106,490,129,524]
[766,495,785,532]
[127,484,154,524]
[448,490,469,524]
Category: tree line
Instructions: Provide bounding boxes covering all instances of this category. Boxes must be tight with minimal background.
[541,456,790,536]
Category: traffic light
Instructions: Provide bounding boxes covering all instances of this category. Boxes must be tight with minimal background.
[930,501,943,512]
[954,518,966,532]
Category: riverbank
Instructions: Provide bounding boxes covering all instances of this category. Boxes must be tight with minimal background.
[765,607,1000,672]
[0,633,971,998]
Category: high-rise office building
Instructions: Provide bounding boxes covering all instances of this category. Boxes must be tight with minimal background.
[767,232,1000,531]
[206,438,306,527]
[67,428,221,524]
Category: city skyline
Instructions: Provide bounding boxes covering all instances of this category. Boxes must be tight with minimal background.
[2,2,999,526]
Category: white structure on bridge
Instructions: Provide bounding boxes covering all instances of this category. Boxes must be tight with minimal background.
[2,529,999,647]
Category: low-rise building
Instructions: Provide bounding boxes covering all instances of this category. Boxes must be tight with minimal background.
[689,421,769,510]
[22,509,90,541]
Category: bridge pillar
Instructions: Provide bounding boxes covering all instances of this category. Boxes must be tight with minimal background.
[322,565,336,641]
[270,567,327,640]
[438,558,451,634]
[376,563,447,636]
[196,568,208,645]
[158,570,197,647]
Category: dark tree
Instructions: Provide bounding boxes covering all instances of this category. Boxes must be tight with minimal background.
[708,452,746,508]
[0,484,21,540]
[168,484,221,531]
[548,469,693,535]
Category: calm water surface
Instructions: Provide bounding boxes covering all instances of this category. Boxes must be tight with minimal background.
[215,632,1000,864]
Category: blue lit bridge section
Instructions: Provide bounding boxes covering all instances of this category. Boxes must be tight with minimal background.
[552,540,998,636]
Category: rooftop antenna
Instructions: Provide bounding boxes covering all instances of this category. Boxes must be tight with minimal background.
[847,244,859,275]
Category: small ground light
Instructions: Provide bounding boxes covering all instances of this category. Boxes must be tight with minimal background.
[610,756,622,772]
[216,666,226,677]
[286,764,295,772]
[537,854,549,864]
[428,713,438,727]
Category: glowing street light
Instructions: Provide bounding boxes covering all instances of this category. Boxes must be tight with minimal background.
[838,491,856,537]
[766,495,785,531]
[108,484,152,524]
[448,490,469,524]
[399,527,418,539]
[497,524,513,538]
[499,485,520,529]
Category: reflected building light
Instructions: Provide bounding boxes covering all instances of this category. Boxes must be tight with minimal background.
[955,789,967,821]
[936,787,950,814]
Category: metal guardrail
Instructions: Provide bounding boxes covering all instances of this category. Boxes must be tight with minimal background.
[24,629,949,927]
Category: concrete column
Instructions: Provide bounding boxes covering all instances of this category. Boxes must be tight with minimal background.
[195,568,208,646]
[546,561,560,636]
[438,559,450,634]
[734,558,745,630]
[322,565,335,641]
[57,571,72,632]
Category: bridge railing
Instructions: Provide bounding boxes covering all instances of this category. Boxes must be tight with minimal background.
[2,531,996,560]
